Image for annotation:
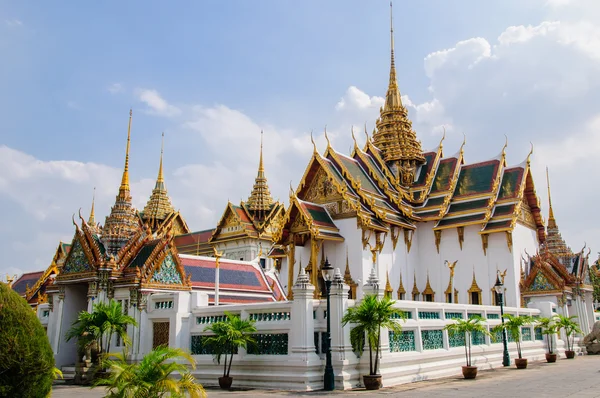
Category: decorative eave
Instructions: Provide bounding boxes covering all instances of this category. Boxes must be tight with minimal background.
[422,273,435,296]
[467,271,482,294]
[397,272,406,297]
[409,133,445,203]
[411,273,420,296]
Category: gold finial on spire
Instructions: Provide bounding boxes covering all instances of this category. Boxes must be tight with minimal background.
[120,109,132,193]
[546,166,556,227]
[324,125,331,148]
[460,132,467,156]
[526,142,534,166]
[157,132,165,184]
[88,187,96,225]
[259,130,264,173]
[310,130,318,154]
[384,269,393,298]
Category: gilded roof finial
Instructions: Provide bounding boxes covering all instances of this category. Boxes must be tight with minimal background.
[157,132,165,184]
[259,130,264,173]
[460,132,466,157]
[501,134,508,160]
[388,1,398,100]
[120,109,132,193]
[526,142,534,166]
[310,130,318,154]
[88,187,96,226]
[324,125,331,148]
[546,166,556,227]
[351,126,359,150]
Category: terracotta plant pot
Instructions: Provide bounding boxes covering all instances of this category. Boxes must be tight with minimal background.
[462,366,478,379]
[363,374,382,390]
[515,358,528,369]
[218,376,233,389]
[564,350,575,359]
[545,353,557,363]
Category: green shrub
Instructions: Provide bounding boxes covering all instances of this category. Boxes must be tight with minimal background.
[0,282,55,397]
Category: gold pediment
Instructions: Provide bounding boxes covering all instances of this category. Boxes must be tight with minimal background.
[304,168,343,204]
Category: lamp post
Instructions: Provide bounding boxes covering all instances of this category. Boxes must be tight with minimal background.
[321,257,335,391]
[494,274,510,367]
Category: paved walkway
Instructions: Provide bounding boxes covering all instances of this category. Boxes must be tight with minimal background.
[52,355,600,397]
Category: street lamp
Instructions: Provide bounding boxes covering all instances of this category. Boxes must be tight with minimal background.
[494,273,510,367]
[321,257,335,391]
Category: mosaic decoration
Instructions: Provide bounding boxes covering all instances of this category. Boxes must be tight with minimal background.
[494,328,515,343]
[535,327,544,341]
[421,330,444,350]
[247,333,288,355]
[62,239,92,274]
[446,312,463,320]
[530,273,554,291]
[487,313,500,319]
[418,311,440,320]
[471,330,487,345]
[521,327,532,341]
[249,312,291,322]
[449,332,466,347]
[151,254,183,285]
[389,330,416,352]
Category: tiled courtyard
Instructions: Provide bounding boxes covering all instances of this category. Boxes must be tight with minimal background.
[52,354,600,397]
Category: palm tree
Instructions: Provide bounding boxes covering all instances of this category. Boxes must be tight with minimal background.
[66,299,137,364]
[94,346,206,398]
[555,314,582,354]
[538,316,558,354]
[342,295,405,377]
[444,316,491,368]
[96,300,137,355]
[203,312,257,386]
[492,314,534,360]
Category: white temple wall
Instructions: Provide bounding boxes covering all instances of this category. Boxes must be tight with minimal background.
[486,232,518,306]
[216,237,273,267]
[335,218,366,295]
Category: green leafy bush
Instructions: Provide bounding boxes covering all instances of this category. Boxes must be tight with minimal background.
[0,282,55,397]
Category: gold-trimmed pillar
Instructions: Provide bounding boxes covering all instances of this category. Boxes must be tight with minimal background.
[287,240,296,300]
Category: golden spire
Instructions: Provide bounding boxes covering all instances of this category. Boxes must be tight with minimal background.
[372,2,424,181]
[88,187,96,226]
[397,271,406,299]
[384,269,393,298]
[157,132,165,185]
[102,110,141,256]
[546,167,556,228]
[544,167,573,259]
[142,132,176,229]
[246,131,274,216]
[119,109,132,194]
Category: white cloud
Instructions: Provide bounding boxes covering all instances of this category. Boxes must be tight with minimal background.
[136,88,181,117]
[107,83,123,94]
[5,19,23,27]
[335,86,384,111]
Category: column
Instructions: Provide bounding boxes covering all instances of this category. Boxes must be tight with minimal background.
[290,268,320,361]
[330,268,360,389]
[287,241,295,299]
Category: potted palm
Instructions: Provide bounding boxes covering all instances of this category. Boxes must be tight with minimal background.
[342,294,406,390]
[444,316,491,379]
[556,314,582,359]
[492,314,533,369]
[94,346,206,397]
[538,316,559,362]
[203,312,256,389]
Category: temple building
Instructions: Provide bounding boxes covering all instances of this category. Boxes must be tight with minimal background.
[274,7,578,317]
[521,168,593,326]
[176,133,284,270]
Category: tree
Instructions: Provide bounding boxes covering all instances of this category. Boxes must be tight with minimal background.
[555,314,582,352]
[0,282,55,398]
[444,316,491,367]
[342,295,405,376]
[66,299,137,364]
[94,346,206,398]
[492,314,534,359]
[203,312,257,379]
[538,316,558,354]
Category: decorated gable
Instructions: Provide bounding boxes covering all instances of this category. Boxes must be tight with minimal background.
[530,272,555,291]
[150,253,184,285]
[62,238,93,274]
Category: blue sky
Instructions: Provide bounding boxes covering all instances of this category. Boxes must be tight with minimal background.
[1,0,599,276]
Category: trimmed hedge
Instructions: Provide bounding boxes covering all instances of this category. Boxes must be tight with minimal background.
[0,282,55,397]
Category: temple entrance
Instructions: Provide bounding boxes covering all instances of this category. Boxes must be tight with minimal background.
[55,284,88,368]
[152,321,170,348]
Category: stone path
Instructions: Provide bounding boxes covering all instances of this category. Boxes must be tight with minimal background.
[52,355,600,397]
